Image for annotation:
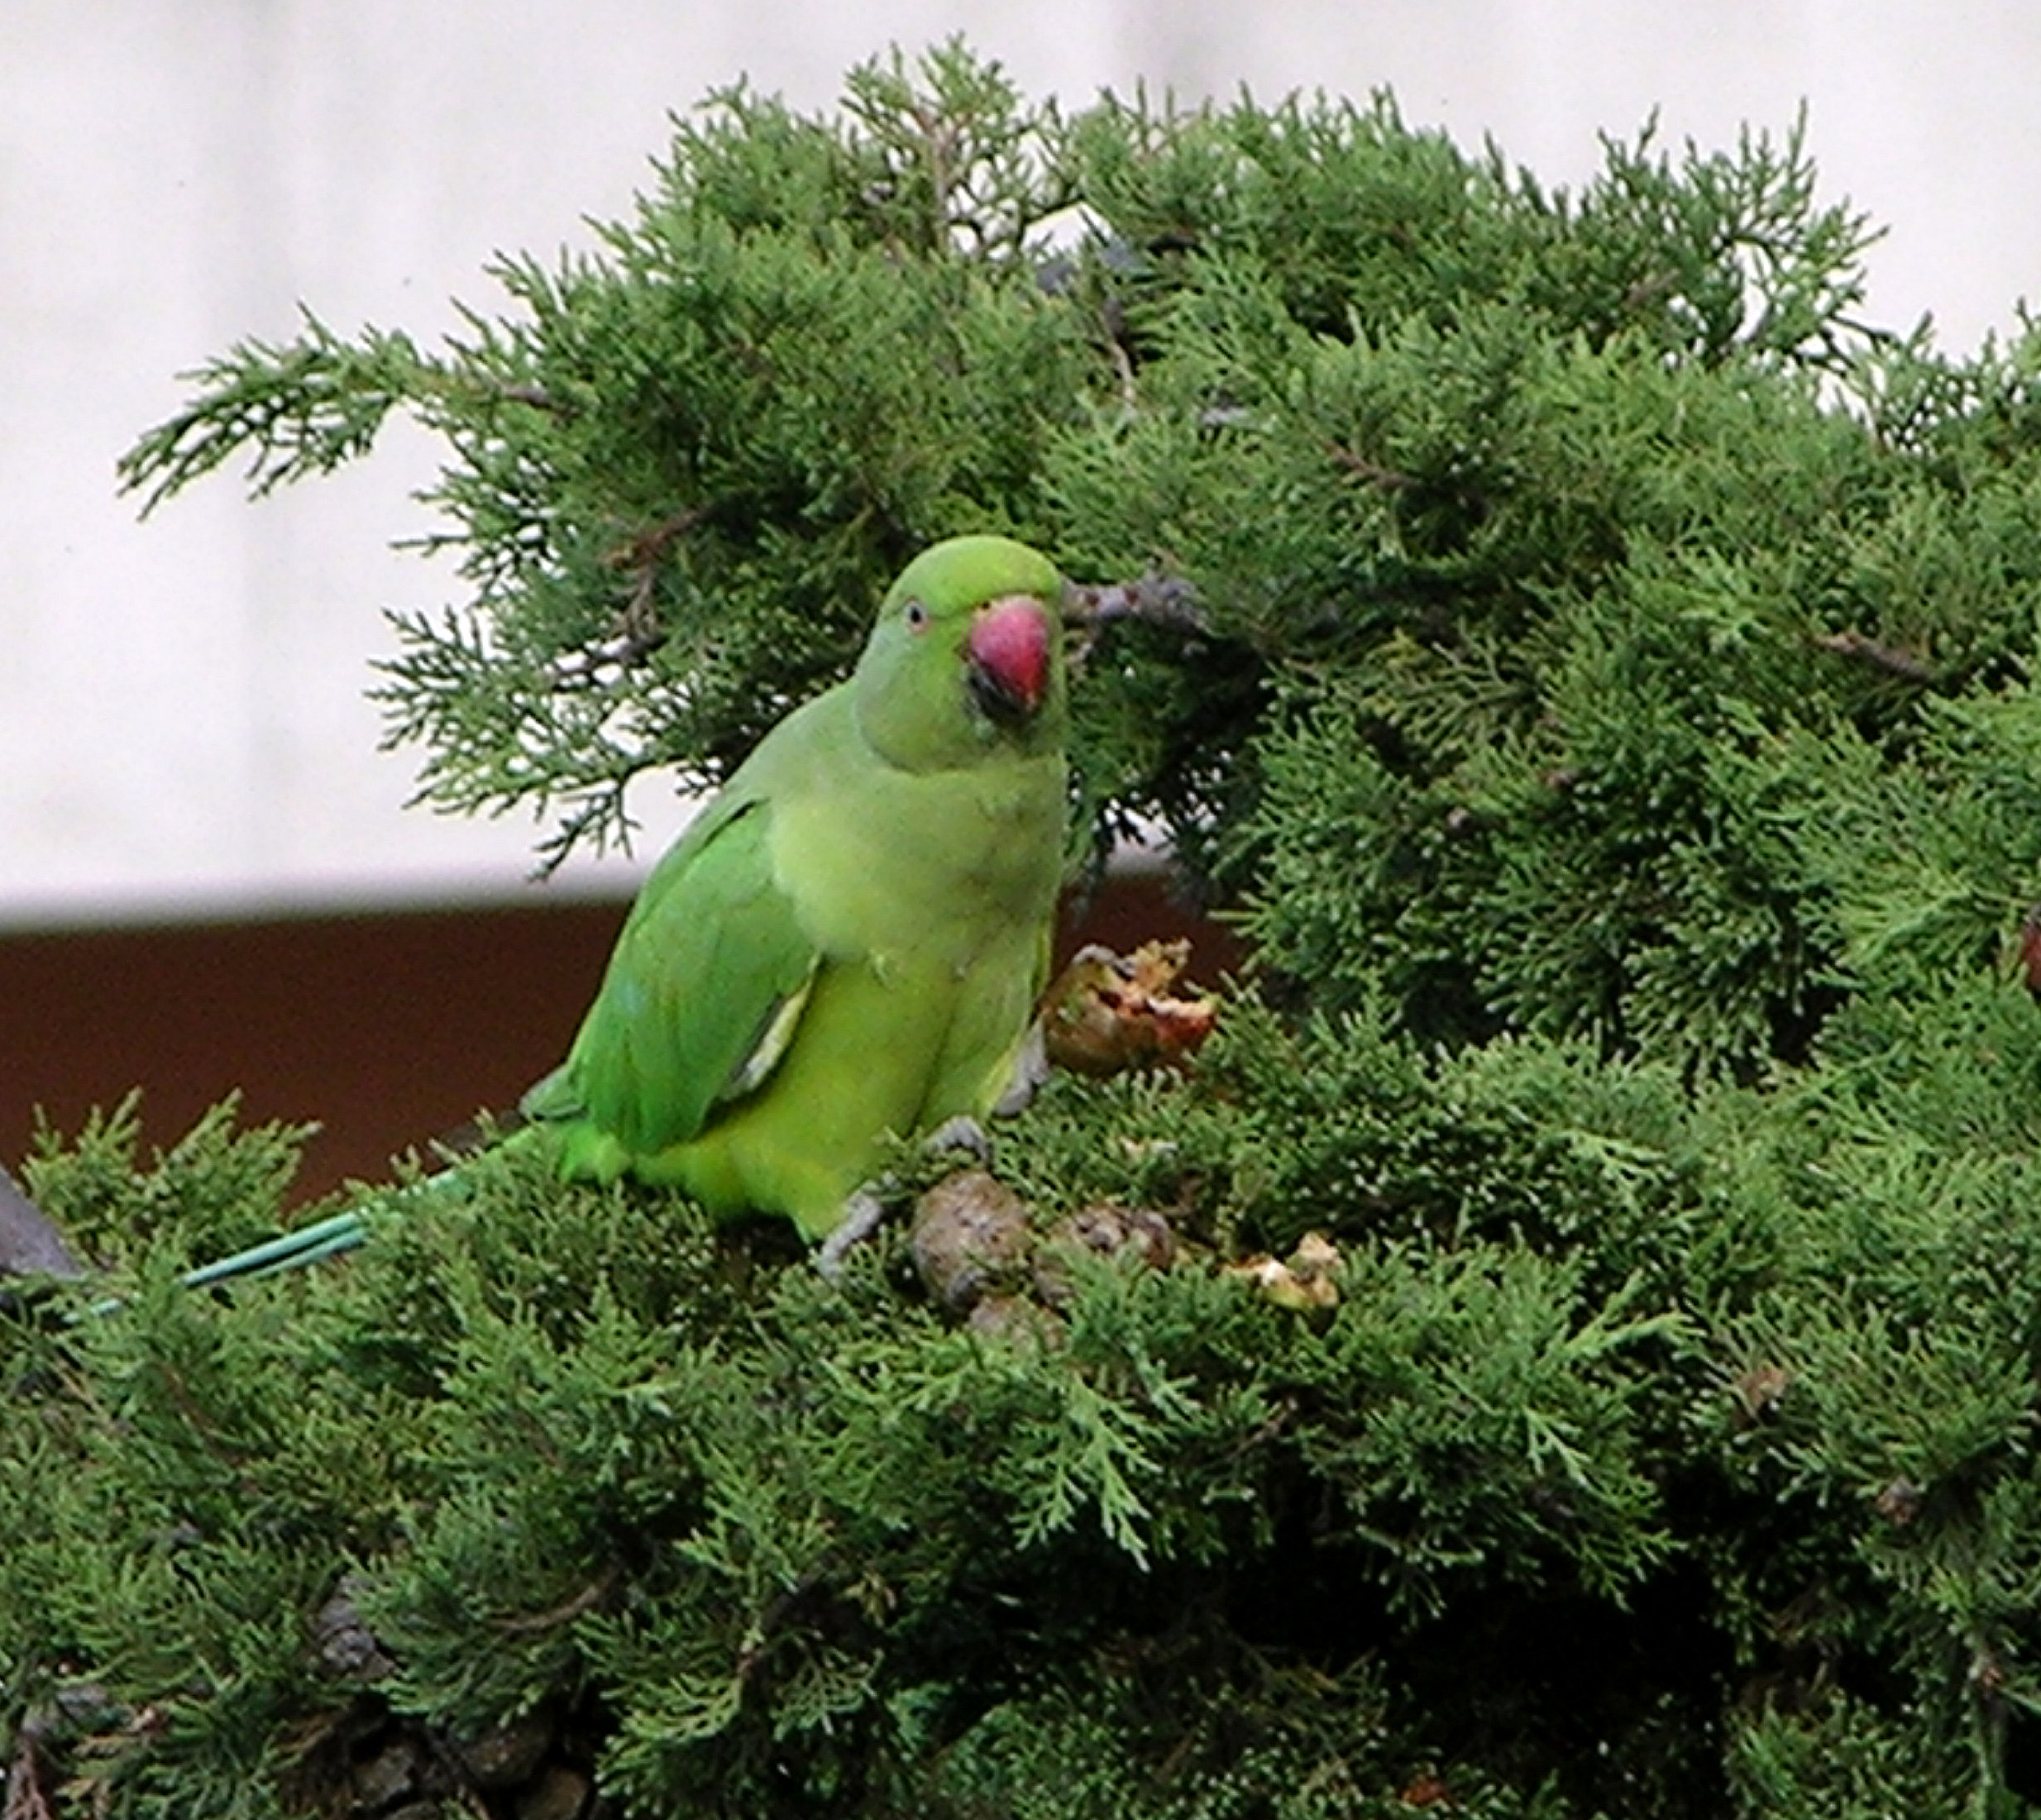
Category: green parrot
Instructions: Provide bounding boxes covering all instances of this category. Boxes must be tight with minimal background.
[168,533,1069,1292]
[520,532,1068,1236]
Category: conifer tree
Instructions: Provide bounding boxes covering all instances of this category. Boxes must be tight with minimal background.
[11,41,2041,1819]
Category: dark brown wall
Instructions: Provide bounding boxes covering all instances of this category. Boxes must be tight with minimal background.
[2,900,626,1201]
[2,875,1235,1202]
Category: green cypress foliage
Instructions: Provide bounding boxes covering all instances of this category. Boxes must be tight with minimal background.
[11,40,2041,1816]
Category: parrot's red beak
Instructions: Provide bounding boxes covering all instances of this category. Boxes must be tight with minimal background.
[965,594,1052,724]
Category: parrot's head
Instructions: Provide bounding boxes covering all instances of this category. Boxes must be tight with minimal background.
[853,535,1068,771]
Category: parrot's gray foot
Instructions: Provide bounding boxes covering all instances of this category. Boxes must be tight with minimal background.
[816,1187,891,1282]
[925,1115,993,1164]
[992,1022,1049,1116]
[815,1121,997,1283]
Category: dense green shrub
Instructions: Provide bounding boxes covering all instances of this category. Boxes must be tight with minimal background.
[12,40,2041,1818]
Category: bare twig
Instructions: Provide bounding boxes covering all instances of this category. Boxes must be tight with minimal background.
[547,506,709,690]
[495,1565,623,1636]
[603,508,706,608]
[1065,572,1207,636]
[1327,442,1417,491]
[493,382,571,414]
[5,1727,55,1820]
[1812,628,1937,685]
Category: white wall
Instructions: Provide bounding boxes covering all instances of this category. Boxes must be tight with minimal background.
[3,1,2038,925]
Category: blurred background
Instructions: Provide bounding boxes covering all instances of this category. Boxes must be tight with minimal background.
[5,0,2039,1193]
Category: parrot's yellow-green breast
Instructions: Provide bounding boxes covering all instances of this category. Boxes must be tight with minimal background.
[520,535,1069,1237]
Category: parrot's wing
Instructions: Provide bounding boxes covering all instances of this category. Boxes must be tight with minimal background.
[523,795,821,1155]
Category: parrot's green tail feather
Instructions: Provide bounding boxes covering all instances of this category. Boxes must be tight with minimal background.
[131,1127,543,1306]
[85,1204,380,1315]
[178,1207,373,1287]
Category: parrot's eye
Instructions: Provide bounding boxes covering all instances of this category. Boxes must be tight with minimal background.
[903,600,930,633]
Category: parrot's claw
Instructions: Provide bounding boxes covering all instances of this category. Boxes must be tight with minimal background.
[925,1115,993,1165]
[816,1187,891,1282]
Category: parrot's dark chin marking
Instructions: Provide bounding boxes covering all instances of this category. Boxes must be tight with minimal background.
[968,659,1040,728]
